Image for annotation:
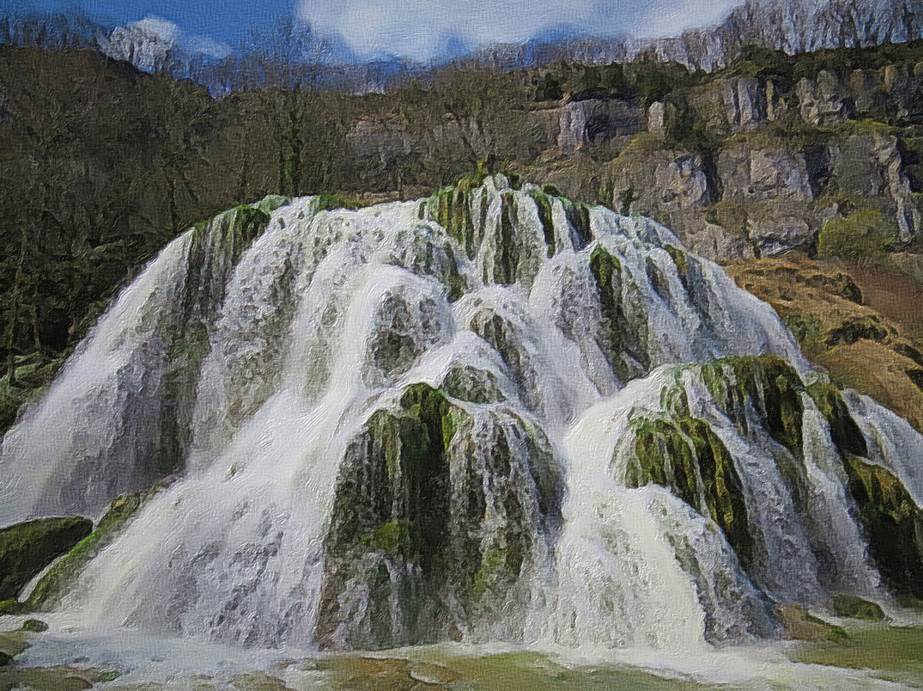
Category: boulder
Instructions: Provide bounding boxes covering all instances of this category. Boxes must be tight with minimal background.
[0,517,92,601]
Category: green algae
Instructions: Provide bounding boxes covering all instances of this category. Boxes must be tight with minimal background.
[0,517,92,601]
[701,355,805,454]
[829,594,886,621]
[27,488,159,610]
[627,414,753,566]
[528,190,556,257]
[442,365,505,404]
[840,455,923,598]
[790,624,923,687]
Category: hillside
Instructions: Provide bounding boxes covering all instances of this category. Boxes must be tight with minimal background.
[1,39,923,434]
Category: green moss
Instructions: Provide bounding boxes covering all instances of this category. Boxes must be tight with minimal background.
[472,545,515,600]
[701,355,805,454]
[252,194,290,216]
[590,244,650,382]
[664,244,688,283]
[314,193,360,211]
[0,517,92,601]
[806,380,868,457]
[817,210,899,264]
[627,414,753,566]
[442,365,505,404]
[19,619,48,633]
[784,312,825,356]
[488,191,520,285]
[0,600,23,615]
[528,190,556,258]
[430,184,478,259]
[26,489,157,610]
[541,183,561,196]
[562,198,592,248]
[830,594,885,621]
[840,456,923,598]
[361,520,414,556]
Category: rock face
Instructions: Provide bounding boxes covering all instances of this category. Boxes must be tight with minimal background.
[519,0,923,72]
[0,517,92,600]
[557,98,645,152]
[549,54,923,259]
[828,130,922,241]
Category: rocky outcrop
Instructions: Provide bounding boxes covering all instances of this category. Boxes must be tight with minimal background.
[608,139,713,215]
[557,98,645,152]
[345,116,412,183]
[828,129,922,240]
[0,517,92,601]
[797,71,852,126]
[718,140,815,202]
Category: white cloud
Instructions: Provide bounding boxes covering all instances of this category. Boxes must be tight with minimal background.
[298,0,603,62]
[296,0,744,61]
[185,34,233,59]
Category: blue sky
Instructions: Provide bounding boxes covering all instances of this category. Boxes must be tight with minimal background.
[11,0,743,62]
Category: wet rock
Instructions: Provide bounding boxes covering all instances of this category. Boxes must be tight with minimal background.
[20,619,48,633]
[829,594,885,621]
[776,605,849,643]
[0,517,92,601]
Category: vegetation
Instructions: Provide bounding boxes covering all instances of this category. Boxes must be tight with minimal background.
[817,210,899,264]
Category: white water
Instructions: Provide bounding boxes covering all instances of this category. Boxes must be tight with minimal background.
[1,175,921,678]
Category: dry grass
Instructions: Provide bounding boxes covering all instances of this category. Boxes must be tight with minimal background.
[726,253,923,433]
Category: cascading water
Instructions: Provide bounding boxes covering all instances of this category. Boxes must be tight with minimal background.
[2,174,922,665]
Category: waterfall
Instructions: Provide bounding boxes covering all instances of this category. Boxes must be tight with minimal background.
[3,174,921,655]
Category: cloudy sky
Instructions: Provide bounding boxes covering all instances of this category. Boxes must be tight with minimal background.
[12,0,743,62]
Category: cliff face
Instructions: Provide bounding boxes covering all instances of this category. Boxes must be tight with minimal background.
[475,0,923,73]
[503,51,923,261]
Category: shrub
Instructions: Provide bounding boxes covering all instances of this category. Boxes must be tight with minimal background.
[817,210,898,264]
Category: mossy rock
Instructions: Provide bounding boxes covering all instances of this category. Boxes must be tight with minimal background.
[589,243,650,381]
[20,618,48,633]
[664,244,689,287]
[627,414,753,566]
[817,209,898,264]
[441,365,505,404]
[0,600,23,616]
[840,456,923,598]
[527,190,556,258]
[252,194,290,216]
[829,594,885,621]
[0,517,92,601]
[701,355,805,454]
[776,604,849,643]
[315,193,360,211]
[806,380,868,457]
[26,490,153,610]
